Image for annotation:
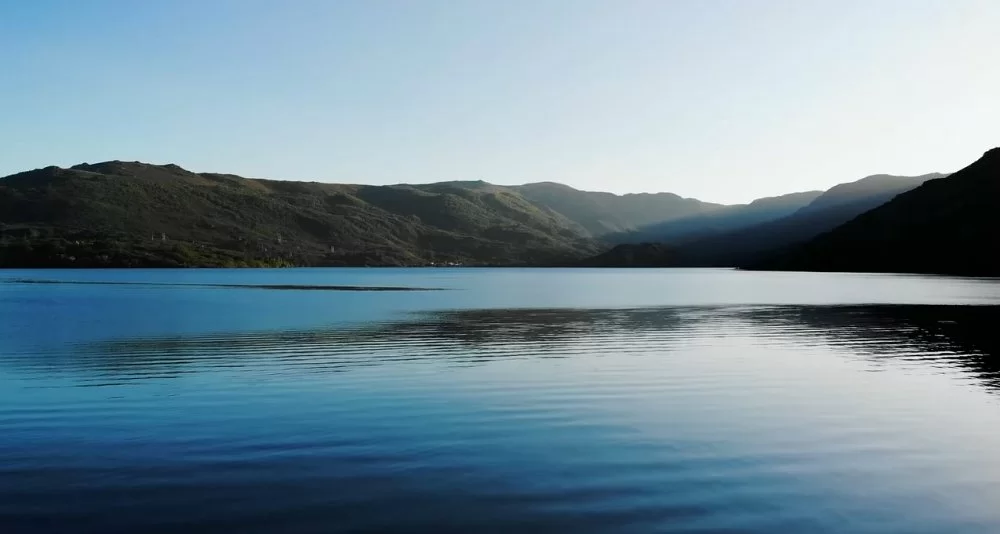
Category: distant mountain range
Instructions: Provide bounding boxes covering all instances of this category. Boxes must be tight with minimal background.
[658,171,947,267]
[582,170,947,268]
[609,190,824,246]
[1,149,994,275]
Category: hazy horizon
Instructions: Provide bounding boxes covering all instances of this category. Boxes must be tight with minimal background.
[3,0,998,204]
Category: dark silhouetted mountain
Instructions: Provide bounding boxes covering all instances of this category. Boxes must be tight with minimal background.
[793,172,946,217]
[665,171,944,266]
[755,148,1000,276]
[0,162,608,267]
[576,171,942,268]
[612,190,822,245]
[512,182,721,236]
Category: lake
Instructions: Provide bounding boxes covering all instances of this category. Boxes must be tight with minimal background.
[2,268,1000,533]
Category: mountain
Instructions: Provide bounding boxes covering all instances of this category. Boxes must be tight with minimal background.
[0,161,721,268]
[800,173,938,214]
[754,148,1000,276]
[614,171,942,250]
[665,171,945,266]
[0,162,601,267]
[4,157,966,271]
[577,171,943,268]
[613,190,822,245]
[512,182,720,236]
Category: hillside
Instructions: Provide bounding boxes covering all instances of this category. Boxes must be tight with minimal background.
[4,158,968,271]
[666,172,944,266]
[578,171,943,268]
[799,173,940,214]
[513,182,720,236]
[0,162,605,267]
[613,190,822,245]
[755,149,1000,276]
[614,172,941,250]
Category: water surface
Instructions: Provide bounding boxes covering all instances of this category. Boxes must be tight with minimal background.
[2,268,1000,533]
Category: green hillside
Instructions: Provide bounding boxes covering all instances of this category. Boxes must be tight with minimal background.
[0,162,603,267]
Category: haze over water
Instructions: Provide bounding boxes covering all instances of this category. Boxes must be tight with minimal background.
[3,268,1000,533]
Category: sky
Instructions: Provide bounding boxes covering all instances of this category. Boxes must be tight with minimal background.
[2,0,998,204]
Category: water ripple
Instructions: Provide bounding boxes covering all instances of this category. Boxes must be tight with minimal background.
[2,304,1000,533]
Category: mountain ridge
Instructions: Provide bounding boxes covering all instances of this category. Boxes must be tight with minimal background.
[577,171,947,268]
[0,161,717,267]
[665,171,946,266]
[753,148,999,276]
[612,190,824,246]
[2,156,984,273]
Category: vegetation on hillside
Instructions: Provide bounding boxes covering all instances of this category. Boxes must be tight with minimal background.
[0,161,717,268]
[4,153,980,275]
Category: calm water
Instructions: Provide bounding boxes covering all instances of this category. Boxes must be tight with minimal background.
[3,268,1000,533]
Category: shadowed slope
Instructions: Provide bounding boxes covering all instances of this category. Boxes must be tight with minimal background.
[755,149,999,275]
[513,181,721,236]
[668,172,945,266]
[578,171,942,267]
[612,190,823,246]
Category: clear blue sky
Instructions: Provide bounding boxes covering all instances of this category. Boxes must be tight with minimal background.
[2,0,998,203]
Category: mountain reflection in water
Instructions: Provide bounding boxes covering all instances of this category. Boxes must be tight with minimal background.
[4,303,1000,534]
[24,305,991,392]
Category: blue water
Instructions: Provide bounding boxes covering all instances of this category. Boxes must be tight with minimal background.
[2,268,1000,533]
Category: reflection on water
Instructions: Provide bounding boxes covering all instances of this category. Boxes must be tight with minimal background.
[20,305,999,394]
[749,306,1000,391]
[3,301,1000,533]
